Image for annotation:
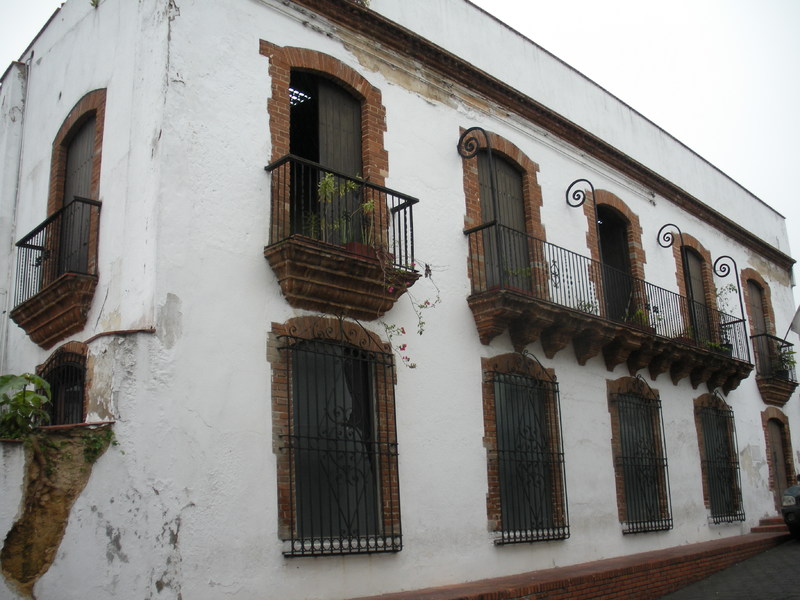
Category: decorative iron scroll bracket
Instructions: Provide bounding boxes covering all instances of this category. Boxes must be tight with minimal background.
[657,223,691,301]
[458,126,499,226]
[713,255,747,326]
[565,179,602,265]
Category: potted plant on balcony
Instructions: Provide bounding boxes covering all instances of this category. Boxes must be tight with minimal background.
[774,349,796,380]
[314,172,381,260]
[624,308,655,334]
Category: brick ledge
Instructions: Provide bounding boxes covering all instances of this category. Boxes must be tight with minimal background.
[349,532,791,600]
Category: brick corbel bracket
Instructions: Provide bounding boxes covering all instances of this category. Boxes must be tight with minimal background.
[265,236,420,321]
[468,289,753,393]
[10,274,98,350]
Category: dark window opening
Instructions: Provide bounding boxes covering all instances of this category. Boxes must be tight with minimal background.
[493,372,568,543]
[43,352,86,426]
[59,115,96,275]
[699,404,744,523]
[288,71,364,243]
[280,334,401,556]
[597,205,632,321]
[683,247,711,343]
[614,392,672,533]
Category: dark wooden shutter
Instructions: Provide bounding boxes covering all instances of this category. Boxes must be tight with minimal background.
[63,115,96,205]
[478,153,529,289]
[317,78,361,177]
[59,115,96,275]
[747,280,767,334]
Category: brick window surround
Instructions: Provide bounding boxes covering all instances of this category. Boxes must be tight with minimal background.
[259,42,388,184]
[481,352,568,544]
[269,316,401,556]
[461,129,545,239]
[607,376,672,534]
[761,406,796,509]
[692,392,745,523]
[582,189,646,280]
[47,89,106,215]
[667,232,715,310]
[741,269,776,336]
[10,89,106,349]
[37,341,89,426]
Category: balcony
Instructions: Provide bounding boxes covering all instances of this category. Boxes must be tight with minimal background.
[465,223,753,392]
[264,155,419,320]
[10,198,101,349]
[751,333,798,406]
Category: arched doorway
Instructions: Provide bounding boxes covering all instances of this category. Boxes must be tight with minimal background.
[597,205,631,322]
[767,418,789,509]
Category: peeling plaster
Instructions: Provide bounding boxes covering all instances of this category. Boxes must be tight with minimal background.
[157,294,183,349]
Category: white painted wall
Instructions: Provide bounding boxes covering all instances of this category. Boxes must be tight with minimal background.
[0,0,796,599]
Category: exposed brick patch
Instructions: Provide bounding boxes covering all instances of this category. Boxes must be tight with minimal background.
[347,532,789,600]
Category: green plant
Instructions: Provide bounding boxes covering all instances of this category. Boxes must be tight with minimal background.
[312,172,371,245]
[82,428,117,464]
[0,373,51,439]
[625,308,649,326]
[779,348,796,369]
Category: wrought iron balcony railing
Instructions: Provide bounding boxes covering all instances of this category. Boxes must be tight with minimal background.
[266,155,417,271]
[465,222,750,362]
[751,333,797,382]
[14,198,101,308]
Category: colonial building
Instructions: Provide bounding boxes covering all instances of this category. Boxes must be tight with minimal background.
[0,1,797,598]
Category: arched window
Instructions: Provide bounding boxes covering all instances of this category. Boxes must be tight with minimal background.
[694,394,744,523]
[271,317,401,556]
[598,205,632,321]
[478,152,528,290]
[683,247,711,343]
[40,348,87,426]
[608,377,672,534]
[481,353,568,543]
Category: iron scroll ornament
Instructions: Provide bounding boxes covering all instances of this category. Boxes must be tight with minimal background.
[713,255,747,324]
[565,178,603,265]
[565,178,596,209]
[457,126,500,223]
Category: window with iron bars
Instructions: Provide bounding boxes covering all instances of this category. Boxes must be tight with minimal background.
[275,329,401,557]
[696,400,745,523]
[483,355,569,544]
[41,351,86,426]
[610,386,672,534]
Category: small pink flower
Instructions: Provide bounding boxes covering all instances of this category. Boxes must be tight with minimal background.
[399,344,407,351]
[400,327,406,334]
[388,286,395,293]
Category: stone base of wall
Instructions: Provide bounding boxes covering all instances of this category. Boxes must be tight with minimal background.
[349,532,790,600]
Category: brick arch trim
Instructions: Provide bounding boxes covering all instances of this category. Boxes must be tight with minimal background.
[583,189,646,280]
[669,232,716,309]
[260,42,388,184]
[460,128,545,240]
[47,89,107,215]
[741,268,776,336]
[761,406,796,492]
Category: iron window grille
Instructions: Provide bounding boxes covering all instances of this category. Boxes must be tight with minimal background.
[41,351,86,426]
[699,404,745,523]
[612,388,673,534]
[488,367,569,544]
[278,333,401,557]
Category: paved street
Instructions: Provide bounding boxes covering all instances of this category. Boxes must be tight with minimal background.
[659,538,800,599]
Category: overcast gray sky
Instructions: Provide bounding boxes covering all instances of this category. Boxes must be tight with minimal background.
[2,0,799,309]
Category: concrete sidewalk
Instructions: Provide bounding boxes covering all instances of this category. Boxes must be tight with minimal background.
[658,538,800,600]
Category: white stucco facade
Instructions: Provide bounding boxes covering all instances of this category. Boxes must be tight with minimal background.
[0,1,797,599]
